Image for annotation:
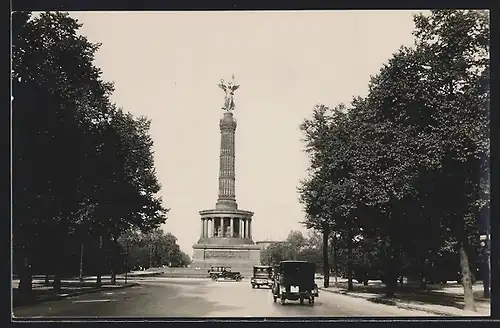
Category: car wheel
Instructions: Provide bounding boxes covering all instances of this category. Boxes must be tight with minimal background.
[300,298,304,304]
[252,284,255,289]
[281,297,286,305]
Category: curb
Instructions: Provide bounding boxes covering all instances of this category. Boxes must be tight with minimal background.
[13,283,139,308]
[127,272,163,278]
[318,287,453,316]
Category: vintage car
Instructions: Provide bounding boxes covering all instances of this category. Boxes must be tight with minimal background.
[251,265,273,288]
[272,260,319,305]
[208,266,243,281]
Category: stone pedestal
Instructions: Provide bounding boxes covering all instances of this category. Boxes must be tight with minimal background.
[191,243,261,277]
[192,208,261,276]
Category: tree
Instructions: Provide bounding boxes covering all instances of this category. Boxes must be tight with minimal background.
[12,11,114,294]
[354,9,489,306]
[297,231,323,270]
[12,11,170,293]
[299,104,362,289]
[260,242,289,266]
[86,108,168,285]
[298,10,489,308]
[284,231,307,260]
[118,229,187,270]
[410,10,489,311]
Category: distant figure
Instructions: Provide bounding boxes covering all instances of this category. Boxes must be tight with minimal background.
[225,225,231,237]
[217,227,221,237]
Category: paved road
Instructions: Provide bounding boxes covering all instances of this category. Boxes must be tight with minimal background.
[13,278,435,318]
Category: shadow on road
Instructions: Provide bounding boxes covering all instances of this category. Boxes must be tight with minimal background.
[329,281,489,311]
[12,280,132,308]
[275,303,315,307]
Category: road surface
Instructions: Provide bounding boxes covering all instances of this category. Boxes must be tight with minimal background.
[13,278,435,318]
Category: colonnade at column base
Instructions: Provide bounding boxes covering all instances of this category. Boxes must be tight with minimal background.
[196,237,256,245]
[198,208,255,240]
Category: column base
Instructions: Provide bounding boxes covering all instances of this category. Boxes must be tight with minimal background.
[215,199,238,210]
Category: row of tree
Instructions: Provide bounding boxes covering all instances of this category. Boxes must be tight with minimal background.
[260,231,322,267]
[118,229,192,270]
[12,12,171,296]
[297,10,489,312]
[262,230,485,288]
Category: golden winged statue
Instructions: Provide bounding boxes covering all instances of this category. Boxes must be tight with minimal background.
[218,74,240,111]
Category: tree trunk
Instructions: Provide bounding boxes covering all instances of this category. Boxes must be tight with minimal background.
[385,269,397,297]
[149,246,153,269]
[53,274,62,293]
[459,243,476,311]
[347,226,353,291]
[96,235,103,287]
[18,255,33,297]
[483,233,490,298]
[322,225,330,288]
[110,235,117,285]
[419,271,427,290]
[483,253,490,298]
[385,239,399,298]
[331,232,338,287]
[79,243,84,282]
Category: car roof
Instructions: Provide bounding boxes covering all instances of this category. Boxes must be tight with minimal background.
[254,265,272,268]
[280,260,308,263]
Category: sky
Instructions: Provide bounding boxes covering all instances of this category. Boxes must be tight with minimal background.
[67,10,423,255]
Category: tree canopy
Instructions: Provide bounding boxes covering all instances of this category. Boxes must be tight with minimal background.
[12,11,172,293]
[298,10,489,310]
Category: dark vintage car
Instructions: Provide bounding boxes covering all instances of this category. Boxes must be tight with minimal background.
[272,261,319,305]
[251,265,273,289]
[208,266,243,281]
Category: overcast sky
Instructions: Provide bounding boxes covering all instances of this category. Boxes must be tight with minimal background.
[67,10,423,255]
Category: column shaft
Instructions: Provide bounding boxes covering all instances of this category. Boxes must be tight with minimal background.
[230,218,234,238]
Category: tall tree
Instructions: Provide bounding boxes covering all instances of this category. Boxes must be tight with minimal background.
[12,11,113,294]
[299,104,362,289]
[410,10,489,311]
[298,10,488,307]
[357,9,489,307]
[12,11,170,292]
